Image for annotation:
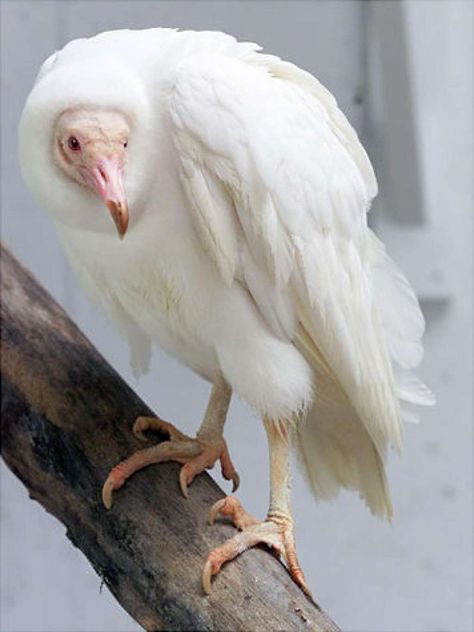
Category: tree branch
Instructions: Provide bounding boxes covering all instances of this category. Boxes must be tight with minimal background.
[0,244,340,632]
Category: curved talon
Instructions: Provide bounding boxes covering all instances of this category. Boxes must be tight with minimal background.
[179,466,190,498]
[231,471,240,493]
[102,477,115,509]
[299,580,313,599]
[105,416,238,505]
[207,498,227,525]
[202,559,213,595]
[204,515,309,596]
[132,418,149,442]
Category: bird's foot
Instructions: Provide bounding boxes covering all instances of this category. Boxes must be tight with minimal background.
[203,496,311,597]
[102,416,239,508]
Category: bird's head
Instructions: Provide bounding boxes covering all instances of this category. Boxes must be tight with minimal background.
[53,108,130,238]
[19,49,154,239]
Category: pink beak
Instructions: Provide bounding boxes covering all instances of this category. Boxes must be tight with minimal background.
[86,155,129,238]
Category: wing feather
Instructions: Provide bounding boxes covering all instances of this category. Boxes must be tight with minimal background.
[170,52,408,458]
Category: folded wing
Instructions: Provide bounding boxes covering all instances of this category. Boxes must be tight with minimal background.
[169,49,433,514]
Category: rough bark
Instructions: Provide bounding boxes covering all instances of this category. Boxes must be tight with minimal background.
[0,244,341,632]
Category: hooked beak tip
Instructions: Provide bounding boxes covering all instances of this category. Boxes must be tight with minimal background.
[106,200,129,239]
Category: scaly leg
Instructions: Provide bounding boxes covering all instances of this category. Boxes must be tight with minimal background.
[102,374,239,508]
[203,418,310,596]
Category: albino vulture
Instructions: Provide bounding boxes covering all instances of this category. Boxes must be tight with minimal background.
[19,28,434,595]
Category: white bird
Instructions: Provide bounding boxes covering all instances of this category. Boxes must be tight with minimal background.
[19,28,434,595]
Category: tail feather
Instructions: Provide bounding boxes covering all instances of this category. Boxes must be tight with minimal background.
[294,355,393,518]
[293,230,433,518]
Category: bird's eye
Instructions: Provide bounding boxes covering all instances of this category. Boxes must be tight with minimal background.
[67,136,81,151]
[124,140,128,148]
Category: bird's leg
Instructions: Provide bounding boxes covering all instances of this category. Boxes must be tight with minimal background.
[102,374,239,508]
[203,417,310,596]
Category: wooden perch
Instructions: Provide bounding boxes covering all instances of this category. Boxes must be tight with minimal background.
[0,244,340,632]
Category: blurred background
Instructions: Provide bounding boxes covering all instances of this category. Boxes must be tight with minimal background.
[1,1,472,631]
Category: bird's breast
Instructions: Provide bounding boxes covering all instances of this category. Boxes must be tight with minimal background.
[58,212,222,378]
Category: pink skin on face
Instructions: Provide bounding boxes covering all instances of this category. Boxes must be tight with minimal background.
[55,109,130,237]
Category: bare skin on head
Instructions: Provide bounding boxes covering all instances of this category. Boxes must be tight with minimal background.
[54,108,130,237]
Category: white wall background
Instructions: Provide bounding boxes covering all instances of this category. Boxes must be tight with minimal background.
[1,2,472,631]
